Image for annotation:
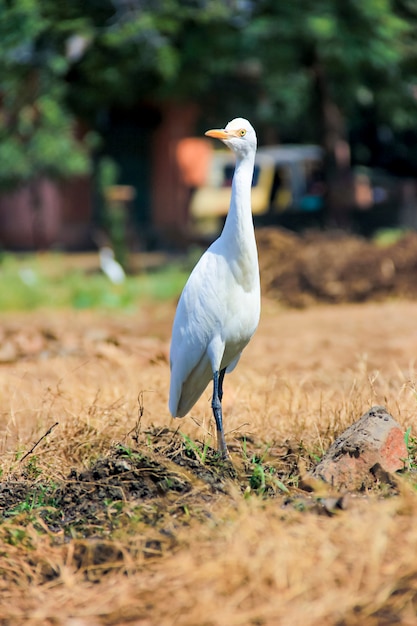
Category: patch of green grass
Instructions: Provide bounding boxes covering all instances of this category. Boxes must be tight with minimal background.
[4,526,31,547]
[181,433,211,464]
[247,458,290,497]
[404,426,417,472]
[20,455,44,480]
[115,444,143,463]
[242,440,290,497]
[0,252,189,311]
[373,228,409,247]
[104,499,125,521]
[6,484,59,519]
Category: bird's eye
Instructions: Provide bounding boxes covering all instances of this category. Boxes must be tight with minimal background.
[239,129,247,137]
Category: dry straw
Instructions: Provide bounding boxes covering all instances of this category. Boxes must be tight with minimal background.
[1,300,417,625]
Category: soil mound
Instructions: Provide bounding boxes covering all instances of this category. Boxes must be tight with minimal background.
[257,228,417,307]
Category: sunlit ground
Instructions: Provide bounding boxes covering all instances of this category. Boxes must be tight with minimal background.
[1,282,417,624]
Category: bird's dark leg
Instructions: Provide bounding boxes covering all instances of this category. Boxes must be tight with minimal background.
[212,370,228,458]
[218,367,226,402]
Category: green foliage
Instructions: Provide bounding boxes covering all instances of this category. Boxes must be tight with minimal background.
[247,457,290,497]
[1,0,417,194]
[404,426,417,471]
[242,440,290,497]
[0,252,188,311]
[116,444,143,463]
[181,433,211,464]
[97,157,130,268]
[0,0,91,189]
[6,484,58,519]
[4,527,30,547]
[244,0,417,141]
[24,456,43,480]
[373,228,409,247]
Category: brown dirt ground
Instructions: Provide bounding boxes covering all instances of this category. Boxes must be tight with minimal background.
[2,233,417,625]
[257,227,417,306]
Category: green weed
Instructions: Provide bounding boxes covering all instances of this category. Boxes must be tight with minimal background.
[115,444,143,462]
[242,440,290,497]
[404,427,417,471]
[6,485,59,519]
[181,433,210,464]
[0,252,189,311]
[4,527,30,547]
[373,228,409,247]
[24,456,43,480]
[104,499,125,520]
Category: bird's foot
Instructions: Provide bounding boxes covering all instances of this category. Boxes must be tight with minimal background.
[216,430,230,460]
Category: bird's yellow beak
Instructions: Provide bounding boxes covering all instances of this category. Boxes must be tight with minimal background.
[205,129,229,140]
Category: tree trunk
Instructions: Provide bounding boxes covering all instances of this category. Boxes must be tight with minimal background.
[29,178,44,249]
[151,101,200,247]
[311,59,354,228]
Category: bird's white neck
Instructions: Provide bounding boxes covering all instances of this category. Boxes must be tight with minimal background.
[222,151,256,250]
[219,151,259,288]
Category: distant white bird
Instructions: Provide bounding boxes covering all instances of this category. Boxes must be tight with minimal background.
[169,118,261,457]
[99,247,126,284]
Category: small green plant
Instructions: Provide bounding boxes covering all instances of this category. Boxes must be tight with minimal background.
[24,456,43,480]
[243,441,290,497]
[404,427,417,471]
[373,228,408,247]
[292,499,308,512]
[5,527,30,547]
[248,459,290,496]
[181,434,210,464]
[146,433,154,451]
[104,499,125,522]
[6,484,58,519]
[14,447,26,461]
[275,477,291,493]
[115,444,142,463]
[310,452,322,464]
[164,477,174,489]
[0,252,189,311]
[249,461,266,493]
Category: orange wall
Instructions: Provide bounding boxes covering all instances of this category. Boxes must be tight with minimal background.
[151,102,199,243]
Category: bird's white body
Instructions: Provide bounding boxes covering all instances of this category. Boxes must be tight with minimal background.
[99,247,126,285]
[169,118,260,452]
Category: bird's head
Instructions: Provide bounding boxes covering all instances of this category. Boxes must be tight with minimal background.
[205,117,257,158]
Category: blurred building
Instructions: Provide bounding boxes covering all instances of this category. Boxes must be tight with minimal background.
[0,102,201,251]
[0,101,416,251]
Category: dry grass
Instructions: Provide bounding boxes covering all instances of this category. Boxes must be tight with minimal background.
[1,297,417,625]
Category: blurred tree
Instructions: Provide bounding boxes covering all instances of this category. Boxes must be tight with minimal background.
[0,0,93,246]
[0,0,92,188]
[49,0,249,120]
[0,0,248,244]
[1,0,416,232]
[246,0,417,224]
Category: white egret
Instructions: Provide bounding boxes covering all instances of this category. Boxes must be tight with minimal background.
[99,247,126,285]
[169,118,261,457]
